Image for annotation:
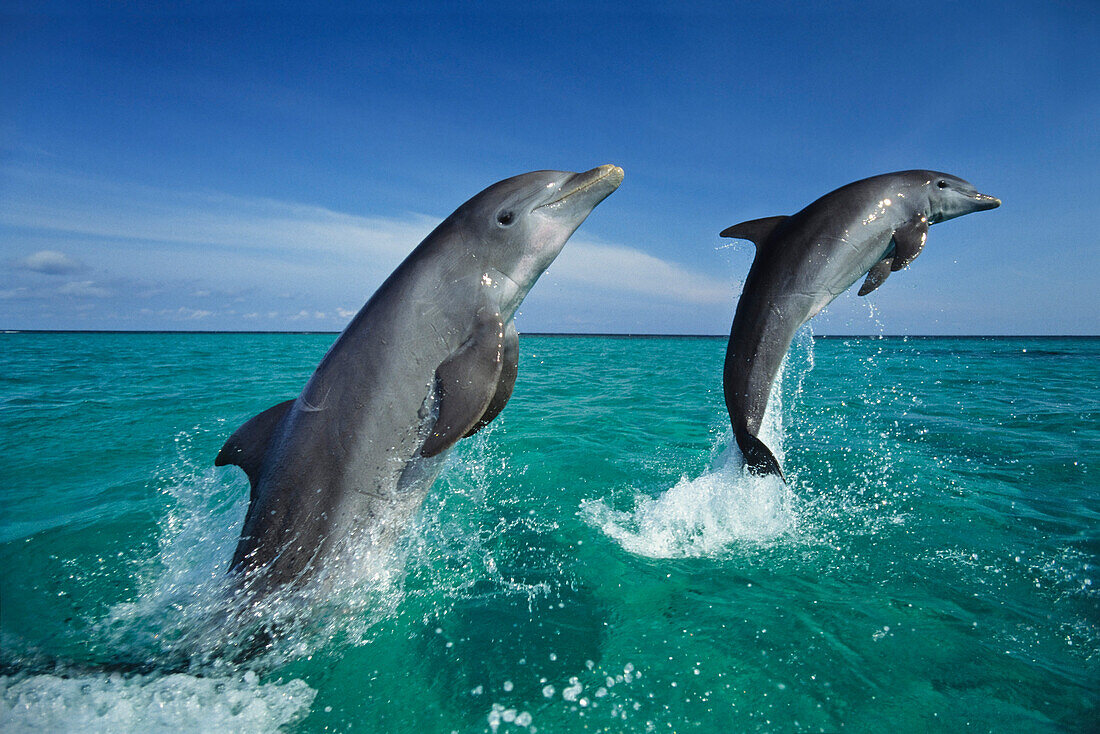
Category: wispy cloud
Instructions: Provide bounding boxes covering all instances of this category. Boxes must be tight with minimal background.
[13,249,87,275]
[1,165,732,330]
[554,240,731,306]
[56,280,114,298]
[138,306,214,320]
[1,166,438,264]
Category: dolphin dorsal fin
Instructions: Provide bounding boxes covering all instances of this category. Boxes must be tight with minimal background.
[719,216,789,247]
[215,399,294,491]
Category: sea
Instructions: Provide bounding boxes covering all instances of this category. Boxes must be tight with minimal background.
[0,331,1096,733]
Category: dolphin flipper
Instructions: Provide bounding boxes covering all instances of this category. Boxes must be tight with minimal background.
[215,399,294,492]
[858,257,894,296]
[421,311,506,457]
[858,215,929,295]
[463,320,518,438]
[890,217,929,271]
[735,429,784,479]
[720,216,789,246]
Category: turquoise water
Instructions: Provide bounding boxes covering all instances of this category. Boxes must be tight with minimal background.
[0,332,1096,732]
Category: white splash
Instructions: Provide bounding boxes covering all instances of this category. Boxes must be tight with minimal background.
[584,332,810,559]
[95,424,408,669]
[0,671,315,734]
[583,446,796,558]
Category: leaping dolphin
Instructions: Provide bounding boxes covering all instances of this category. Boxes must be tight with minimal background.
[720,170,1000,480]
[216,165,624,597]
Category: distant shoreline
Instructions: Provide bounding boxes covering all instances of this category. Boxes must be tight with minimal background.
[3,330,1097,339]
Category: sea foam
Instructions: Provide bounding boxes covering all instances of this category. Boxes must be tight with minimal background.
[583,445,796,558]
[0,671,315,734]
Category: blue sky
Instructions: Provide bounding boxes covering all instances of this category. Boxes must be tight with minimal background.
[2,1,1096,334]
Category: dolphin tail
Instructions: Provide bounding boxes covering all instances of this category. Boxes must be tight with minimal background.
[735,429,785,481]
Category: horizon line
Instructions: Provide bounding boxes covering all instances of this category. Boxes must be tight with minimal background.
[3,330,1097,339]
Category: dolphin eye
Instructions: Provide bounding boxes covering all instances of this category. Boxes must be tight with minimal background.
[937,180,949,189]
[497,210,515,226]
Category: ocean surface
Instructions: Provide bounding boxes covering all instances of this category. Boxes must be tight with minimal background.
[0,332,1096,733]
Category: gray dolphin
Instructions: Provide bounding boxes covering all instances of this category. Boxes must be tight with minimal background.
[720,170,1000,479]
[216,165,623,596]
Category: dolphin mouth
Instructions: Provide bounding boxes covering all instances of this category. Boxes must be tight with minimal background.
[972,192,1001,210]
[536,164,624,210]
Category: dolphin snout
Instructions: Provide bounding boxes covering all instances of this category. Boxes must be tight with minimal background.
[566,164,625,198]
[592,163,625,186]
[973,193,1001,210]
[539,164,624,209]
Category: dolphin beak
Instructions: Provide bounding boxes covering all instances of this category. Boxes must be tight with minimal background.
[973,192,1001,210]
[537,164,624,211]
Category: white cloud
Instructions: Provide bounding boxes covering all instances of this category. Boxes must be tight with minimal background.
[14,250,86,275]
[0,167,436,265]
[0,166,732,331]
[553,239,731,305]
[57,280,113,298]
[158,307,213,320]
[289,310,329,321]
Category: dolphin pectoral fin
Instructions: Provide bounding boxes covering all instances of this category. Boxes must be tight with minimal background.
[463,320,518,438]
[720,216,789,246]
[890,217,929,271]
[858,257,894,296]
[215,398,294,492]
[421,312,506,458]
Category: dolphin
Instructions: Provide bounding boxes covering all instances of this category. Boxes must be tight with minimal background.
[216,165,623,596]
[719,170,1000,479]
